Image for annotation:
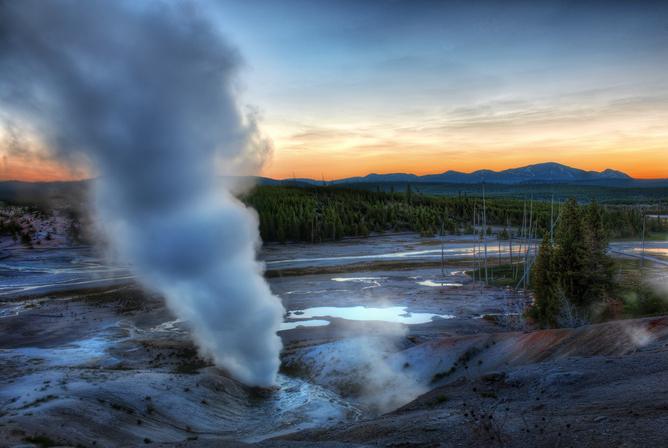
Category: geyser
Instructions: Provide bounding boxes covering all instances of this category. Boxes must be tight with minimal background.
[0,0,284,386]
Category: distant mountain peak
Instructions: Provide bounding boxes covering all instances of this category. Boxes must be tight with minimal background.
[599,168,632,179]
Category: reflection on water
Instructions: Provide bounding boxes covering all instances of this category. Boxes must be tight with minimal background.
[632,247,668,255]
[331,277,382,283]
[417,280,463,287]
[266,245,497,266]
[0,248,133,297]
[331,276,383,288]
[284,306,454,326]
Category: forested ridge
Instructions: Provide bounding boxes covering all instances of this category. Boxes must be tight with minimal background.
[2,184,665,246]
[243,185,666,243]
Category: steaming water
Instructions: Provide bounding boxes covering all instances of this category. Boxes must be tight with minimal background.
[1,0,284,387]
[241,373,362,442]
[285,306,454,325]
[117,318,361,440]
[0,313,362,443]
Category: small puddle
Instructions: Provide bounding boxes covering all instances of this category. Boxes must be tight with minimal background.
[284,306,454,326]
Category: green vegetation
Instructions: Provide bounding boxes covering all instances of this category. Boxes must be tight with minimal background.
[613,259,668,318]
[0,218,21,239]
[621,285,668,317]
[1,184,664,245]
[468,255,668,325]
[172,346,210,374]
[529,199,615,327]
[467,263,524,288]
[23,435,58,448]
[244,186,666,243]
[345,181,668,204]
[429,394,449,406]
[529,238,560,327]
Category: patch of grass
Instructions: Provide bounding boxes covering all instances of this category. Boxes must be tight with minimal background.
[108,363,132,371]
[24,435,58,447]
[613,231,668,242]
[620,287,668,317]
[459,346,482,364]
[18,395,58,410]
[429,394,449,406]
[431,346,483,384]
[279,361,312,378]
[110,402,135,414]
[479,390,498,399]
[172,347,210,374]
[609,259,668,319]
[335,379,364,398]
[173,358,209,374]
[431,366,457,384]
[466,262,523,287]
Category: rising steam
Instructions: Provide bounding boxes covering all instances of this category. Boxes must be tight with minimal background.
[0,0,284,386]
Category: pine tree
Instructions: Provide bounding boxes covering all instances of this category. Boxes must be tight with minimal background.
[553,198,589,306]
[530,235,560,327]
[582,200,614,301]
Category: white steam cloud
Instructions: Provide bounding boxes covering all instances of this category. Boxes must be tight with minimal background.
[0,0,284,386]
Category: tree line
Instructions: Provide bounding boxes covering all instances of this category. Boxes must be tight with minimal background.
[2,185,664,246]
[243,185,666,243]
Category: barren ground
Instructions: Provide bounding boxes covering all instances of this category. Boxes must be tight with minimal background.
[1,234,667,447]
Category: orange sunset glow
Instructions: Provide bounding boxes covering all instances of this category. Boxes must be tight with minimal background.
[2,0,668,183]
[259,104,668,180]
[2,133,666,182]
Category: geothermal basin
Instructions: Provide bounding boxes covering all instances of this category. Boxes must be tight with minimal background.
[2,233,667,446]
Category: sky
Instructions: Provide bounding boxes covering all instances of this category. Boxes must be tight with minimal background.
[2,0,668,181]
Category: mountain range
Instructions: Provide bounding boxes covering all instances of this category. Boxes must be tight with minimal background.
[263,162,636,186]
[0,164,665,206]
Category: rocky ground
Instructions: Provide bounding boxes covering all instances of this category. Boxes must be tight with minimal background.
[1,235,667,447]
[267,316,668,448]
[2,285,667,447]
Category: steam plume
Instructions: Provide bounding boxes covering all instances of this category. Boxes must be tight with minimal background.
[0,0,284,386]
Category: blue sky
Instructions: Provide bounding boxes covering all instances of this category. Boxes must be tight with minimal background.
[2,0,666,181]
[202,1,668,178]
